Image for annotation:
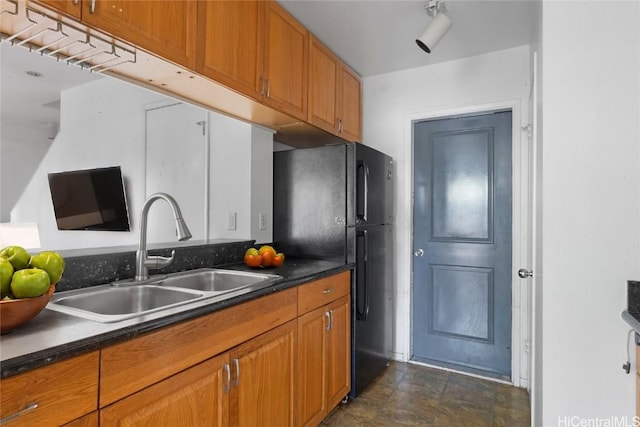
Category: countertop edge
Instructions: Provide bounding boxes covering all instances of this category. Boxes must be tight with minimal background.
[1,262,353,379]
[622,310,640,335]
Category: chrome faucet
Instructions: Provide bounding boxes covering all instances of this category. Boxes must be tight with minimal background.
[135,192,192,281]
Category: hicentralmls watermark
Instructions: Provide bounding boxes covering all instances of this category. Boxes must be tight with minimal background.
[558,416,640,427]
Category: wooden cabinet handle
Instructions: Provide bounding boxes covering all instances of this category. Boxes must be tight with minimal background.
[325,311,331,331]
[90,0,96,14]
[322,288,334,294]
[72,0,79,5]
[233,358,240,387]
[223,363,230,393]
[0,402,38,424]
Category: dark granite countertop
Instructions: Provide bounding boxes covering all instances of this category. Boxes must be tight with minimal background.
[1,258,353,379]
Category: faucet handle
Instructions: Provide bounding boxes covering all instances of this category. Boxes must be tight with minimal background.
[144,249,176,270]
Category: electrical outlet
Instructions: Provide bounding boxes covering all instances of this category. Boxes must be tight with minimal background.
[227,212,237,231]
[259,213,268,230]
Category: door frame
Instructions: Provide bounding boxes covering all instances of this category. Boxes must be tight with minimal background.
[402,99,531,387]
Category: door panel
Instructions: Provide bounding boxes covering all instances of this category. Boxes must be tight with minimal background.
[412,111,512,379]
[430,130,493,241]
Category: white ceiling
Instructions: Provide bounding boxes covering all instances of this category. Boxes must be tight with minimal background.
[279,0,539,77]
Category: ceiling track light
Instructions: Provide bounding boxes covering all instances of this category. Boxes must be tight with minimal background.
[416,0,452,54]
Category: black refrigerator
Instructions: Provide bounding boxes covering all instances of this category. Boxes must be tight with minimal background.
[273,142,393,398]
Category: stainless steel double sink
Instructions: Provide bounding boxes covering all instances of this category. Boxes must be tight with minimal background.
[46,268,281,323]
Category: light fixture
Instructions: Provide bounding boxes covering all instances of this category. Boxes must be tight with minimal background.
[416,0,452,54]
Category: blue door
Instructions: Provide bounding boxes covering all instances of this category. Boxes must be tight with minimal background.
[412,111,512,379]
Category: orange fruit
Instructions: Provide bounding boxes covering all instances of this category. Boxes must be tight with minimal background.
[244,253,262,268]
[272,253,285,267]
[258,245,276,256]
[261,251,275,267]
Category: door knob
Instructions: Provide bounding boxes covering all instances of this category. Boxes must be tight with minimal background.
[414,249,424,257]
[518,268,533,279]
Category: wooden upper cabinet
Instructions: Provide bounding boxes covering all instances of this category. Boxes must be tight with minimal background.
[308,35,339,135]
[263,0,308,121]
[81,0,197,69]
[196,0,263,99]
[34,0,82,18]
[338,63,362,142]
[308,35,362,142]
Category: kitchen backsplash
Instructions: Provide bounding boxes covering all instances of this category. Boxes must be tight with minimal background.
[56,240,255,292]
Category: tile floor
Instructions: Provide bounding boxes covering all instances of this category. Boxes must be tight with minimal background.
[322,361,530,427]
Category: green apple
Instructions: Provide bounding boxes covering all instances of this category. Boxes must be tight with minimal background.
[29,251,65,284]
[0,257,14,298]
[10,268,50,298]
[0,246,31,271]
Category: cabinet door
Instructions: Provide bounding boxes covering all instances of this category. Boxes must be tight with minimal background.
[337,64,362,142]
[263,1,308,120]
[81,0,197,68]
[196,0,263,99]
[230,320,296,427]
[35,0,82,18]
[297,305,328,427]
[100,354,229,426]
[326,295,351,409]
[308,35,339,135]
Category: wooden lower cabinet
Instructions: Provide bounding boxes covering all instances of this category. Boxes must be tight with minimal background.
[0,351,99,427]
[636,345,640,417]
[100,321,296,427]
[325,296,351,409]
[231,320,297,426]
[101,354,229,426]
[0,271,350,427]
[297,272,351,427]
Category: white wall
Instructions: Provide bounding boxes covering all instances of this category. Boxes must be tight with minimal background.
[531,3,544,426]
[1,124,52,222]
[362,46,531,374]
[541,2,640,424]
[207,112,274,243]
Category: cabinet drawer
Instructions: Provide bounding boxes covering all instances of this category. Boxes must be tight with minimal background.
[298,271,350,315]
[0,351,99,427]
[100,287,297,407]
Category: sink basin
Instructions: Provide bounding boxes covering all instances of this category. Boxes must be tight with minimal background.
[48,285,204,322]
[156,269,280,293]
[47,268,282,323]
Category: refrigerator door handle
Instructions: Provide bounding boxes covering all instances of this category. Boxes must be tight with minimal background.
[356,161,369,222]
[356,229,370,321]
